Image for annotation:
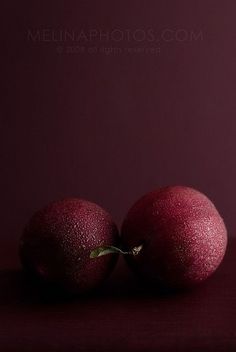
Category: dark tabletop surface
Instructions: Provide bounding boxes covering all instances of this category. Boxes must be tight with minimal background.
[0,240,235,352]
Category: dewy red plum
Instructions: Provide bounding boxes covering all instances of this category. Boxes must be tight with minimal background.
[121,186,227,289]
[20,198,119,294]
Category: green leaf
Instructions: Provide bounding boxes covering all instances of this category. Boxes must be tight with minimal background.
[90,246,128,258]
[90,244,144,259]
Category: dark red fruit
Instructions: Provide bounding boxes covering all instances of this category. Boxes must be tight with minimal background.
[20,198,119,294]
[121,186,227,289]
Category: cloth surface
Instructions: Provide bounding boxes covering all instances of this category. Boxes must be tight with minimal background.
[0,240,235,351]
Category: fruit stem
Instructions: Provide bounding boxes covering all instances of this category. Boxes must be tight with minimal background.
[90,244,143,258]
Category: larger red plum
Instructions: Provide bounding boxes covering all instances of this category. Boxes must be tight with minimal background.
[121,186,227,289]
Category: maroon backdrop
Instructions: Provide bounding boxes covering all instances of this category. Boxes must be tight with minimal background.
[1,1,236,246]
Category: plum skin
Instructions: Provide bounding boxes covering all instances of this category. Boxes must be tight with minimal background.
[121,186,227,289]
[19,198,119,294]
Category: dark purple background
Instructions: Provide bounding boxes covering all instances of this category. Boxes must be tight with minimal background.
[2,1,236,244]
